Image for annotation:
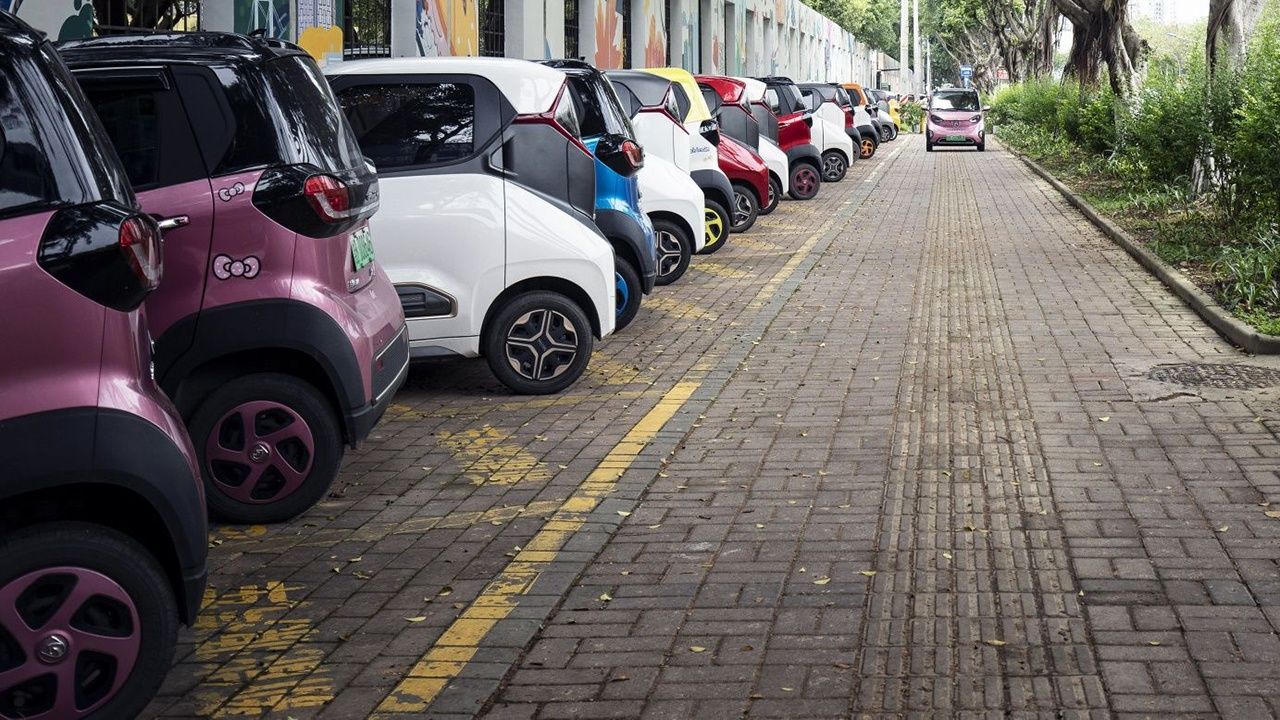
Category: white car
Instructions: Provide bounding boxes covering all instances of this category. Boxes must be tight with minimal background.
[797,84,857,182]
[327,57,615,395]
[606,71,705,285]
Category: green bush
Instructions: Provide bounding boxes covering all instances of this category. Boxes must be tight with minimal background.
[1229,7,1280,224]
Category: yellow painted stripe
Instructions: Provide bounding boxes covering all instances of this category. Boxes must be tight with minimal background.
[372,211,841,715]
[374,381,698,714]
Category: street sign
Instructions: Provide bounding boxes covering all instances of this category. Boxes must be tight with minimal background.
[960,64,973,79]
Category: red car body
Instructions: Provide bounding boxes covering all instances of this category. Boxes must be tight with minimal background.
[717,134,770,209]
[695,76,771,207]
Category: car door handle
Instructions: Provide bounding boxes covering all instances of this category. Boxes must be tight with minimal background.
[155,215,190,231]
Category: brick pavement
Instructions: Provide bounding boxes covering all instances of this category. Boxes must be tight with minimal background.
[148,137,1280,719]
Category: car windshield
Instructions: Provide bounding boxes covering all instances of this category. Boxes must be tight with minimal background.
[932,91,980,112]
[568,75,636,140]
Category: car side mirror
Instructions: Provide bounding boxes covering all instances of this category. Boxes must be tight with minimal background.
[699,118,721,146]
[982,105,991,113]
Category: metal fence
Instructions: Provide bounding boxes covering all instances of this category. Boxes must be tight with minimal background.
[93,0,200,35]
[344,0,392,58]
[479,0,505,57]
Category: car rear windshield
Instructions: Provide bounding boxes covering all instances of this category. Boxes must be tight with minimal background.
[215,54,365,175]
[0,43,131,219]
[567,75,636,140]
[932,91,980,112]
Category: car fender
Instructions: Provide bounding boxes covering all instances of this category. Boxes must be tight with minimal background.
[691,167,734,211]
[758,137,790,194]
[638,158,705,252]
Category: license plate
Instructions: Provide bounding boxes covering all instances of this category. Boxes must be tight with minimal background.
[350,227,375,270]
[946,135,966,142]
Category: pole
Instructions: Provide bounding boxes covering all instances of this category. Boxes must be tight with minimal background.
[912,0,920,93]
[898,0,908,90]
[925,38,931,93]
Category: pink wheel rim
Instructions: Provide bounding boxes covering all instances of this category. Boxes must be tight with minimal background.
[0,567,140,718]
[205,400,315,504]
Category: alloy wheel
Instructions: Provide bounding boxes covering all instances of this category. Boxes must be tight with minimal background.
[205,401,315,504]
[793,168,818,197]
[656,229,685,279]
[704,207,725,247]
[732,190,754,226]
[860,138,875,158]
[0,567,140,718]
[822,154,846,181]
[504,308,579,382]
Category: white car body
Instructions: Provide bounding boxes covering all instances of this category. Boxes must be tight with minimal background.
[631,110,692,174]
[757,136,789,196]
[807,102,856,166]
[637,155,705,252]
[327,57,615,360]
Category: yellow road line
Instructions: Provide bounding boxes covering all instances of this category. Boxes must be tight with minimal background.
[375,381,700,714]
[371,204,847,714]
[436,425,553,486]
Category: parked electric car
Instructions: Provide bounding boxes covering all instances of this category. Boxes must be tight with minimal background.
[0,14,206,717]
[641,67,736,254]
[64,33,408,524]
[694,85,769,233]
[867,88,900,140]
[752,76,824,200]
[607,71,704,284]
[926,88,986,151]
[327,57,615,395]
[794,83,856,182]
[841,83,882,158]
[541,60,655,327]
[697,75,788,215]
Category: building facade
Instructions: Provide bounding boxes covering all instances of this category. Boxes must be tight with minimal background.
[7,0,914,87]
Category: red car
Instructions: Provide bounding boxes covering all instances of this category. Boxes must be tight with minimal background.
[749,77,823,201]
[695,80,771,233]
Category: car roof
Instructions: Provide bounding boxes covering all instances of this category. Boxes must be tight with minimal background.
[641,68,711,123]
[59,31,305,66]
[731,76,767,102]
[0,10,44,54]
[327,56,565,115]
[605,70,672,108]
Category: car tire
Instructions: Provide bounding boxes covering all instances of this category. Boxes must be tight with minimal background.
[859,132,878,159]
[730,183,759,233]
[652,218,692,286]
[611,256,643,330]
[786,162,821,200]
[760,174,782,215]
[191,373,343,524]
[0,522,178,720]
[483,290,594,395]
[821,151,848,182]
[977,140,985,152]
[889,124,899,140]
[926,139,934,152]
[698,199,731,254]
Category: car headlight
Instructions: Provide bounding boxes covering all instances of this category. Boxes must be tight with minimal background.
[970,115,982,124]
[930,114,942,123]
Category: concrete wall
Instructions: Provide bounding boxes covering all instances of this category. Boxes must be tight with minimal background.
[9,0,916,87]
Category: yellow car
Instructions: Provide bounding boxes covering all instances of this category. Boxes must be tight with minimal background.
[887,98,902,134]
[639,67,735,254]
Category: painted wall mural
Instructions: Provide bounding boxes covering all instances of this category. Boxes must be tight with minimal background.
[641,0,665,67]
[416,0,477,56]
[297,0,342,60]
[235,0,291,39]
[592,0,626,68]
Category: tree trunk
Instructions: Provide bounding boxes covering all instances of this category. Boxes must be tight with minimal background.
[1207,0,1268,73]
[1054,0,1147,102]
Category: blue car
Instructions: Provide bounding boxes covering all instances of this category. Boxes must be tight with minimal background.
[543,60,656,332]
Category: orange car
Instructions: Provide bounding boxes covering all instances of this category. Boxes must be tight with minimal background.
[839,83,881,158]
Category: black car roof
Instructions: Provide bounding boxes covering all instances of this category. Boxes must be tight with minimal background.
[0,10,46,50]
[604,71,671,108]
[58,31,306,67]
[540,58,601,77]
[757,75,797,85]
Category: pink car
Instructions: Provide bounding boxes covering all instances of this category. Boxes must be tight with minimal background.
[63,33,409,524]
[925,88,986,152]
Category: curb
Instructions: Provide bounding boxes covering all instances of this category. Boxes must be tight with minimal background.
[1005,144,1280,355]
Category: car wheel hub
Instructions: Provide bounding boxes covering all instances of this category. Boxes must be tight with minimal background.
[0,567,141,717]
[823,156,843,178]
[505,308,579,382]
[733,191,753,224]
[657,230,684,277]
[206,401,315,504]
[704,208,724,244]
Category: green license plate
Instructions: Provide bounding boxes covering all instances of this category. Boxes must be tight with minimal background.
[946,135,966,142]
[350,227,375,270]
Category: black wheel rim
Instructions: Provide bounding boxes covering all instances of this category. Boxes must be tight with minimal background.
[733,190,753,226]
[656,230,684,278]
[504,309,579,382]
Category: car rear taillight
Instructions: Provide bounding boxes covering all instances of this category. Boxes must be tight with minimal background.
[38,203,162,311]
[843,107,854,129]
[119,215,161,290]
[252,164,377,238]
[304,174,353,222]
[621,140,644,171]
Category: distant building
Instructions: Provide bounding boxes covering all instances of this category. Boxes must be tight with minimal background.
[1132,0,1171,25]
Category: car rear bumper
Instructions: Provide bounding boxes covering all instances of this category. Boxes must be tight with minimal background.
[347,322,409,444]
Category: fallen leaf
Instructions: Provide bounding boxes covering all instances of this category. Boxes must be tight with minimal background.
[647,523,662,529]
[599,593,612,602]
[609,675,629,682]
[1216,525,1229,532]
[689,646,706,653]
[1148,640,1161,646]
[813,576,831,585]
[1098,416,1111,422]
[859,570,877,577]
[985,639,1007,647]
[404,616,426,623]
[616,510,631,517]
[1265,511,1280,519]
[756,523,766,529]
[438,586,453,596]
[943,552,953,560]
[781,687,794,692]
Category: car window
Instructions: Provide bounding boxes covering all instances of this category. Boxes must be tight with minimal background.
[87,91,160,188]
[764,87,780,113]
[338,83,475,169]
[931,91,980,111]
[669,84,692,120]
[0,44,130,218]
